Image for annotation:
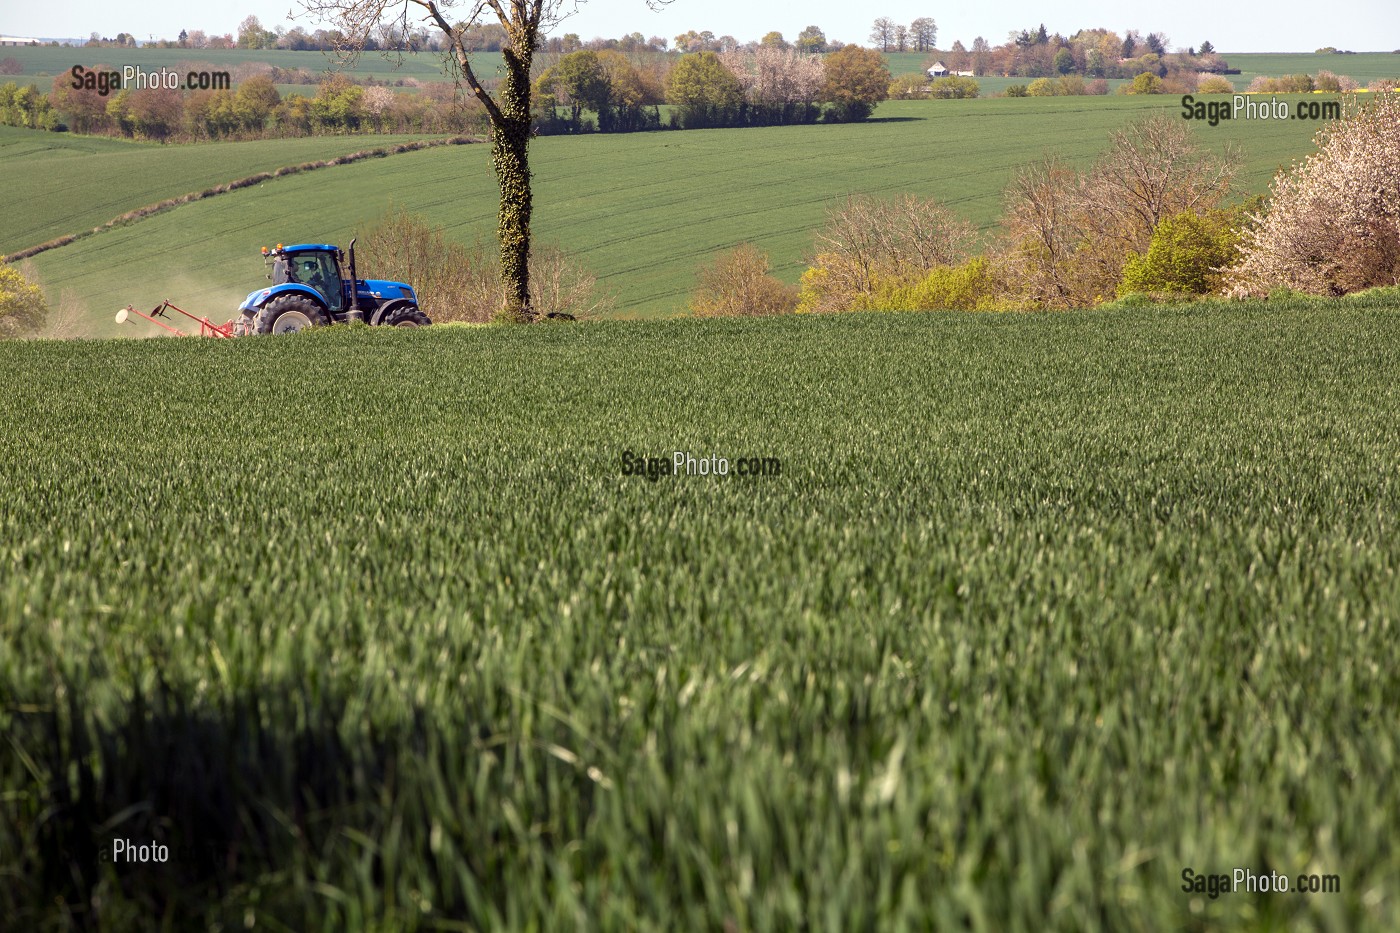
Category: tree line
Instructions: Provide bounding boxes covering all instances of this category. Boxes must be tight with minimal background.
[0,46,896,141]
[537,45,890,132]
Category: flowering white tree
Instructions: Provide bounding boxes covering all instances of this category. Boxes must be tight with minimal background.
[720,46,823,123]
[1228,94,1400,296]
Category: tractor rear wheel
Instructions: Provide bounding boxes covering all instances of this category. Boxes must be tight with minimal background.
[384,306,432,328]
[254,294,328,335]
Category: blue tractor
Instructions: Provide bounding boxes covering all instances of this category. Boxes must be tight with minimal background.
[233,240,431,335]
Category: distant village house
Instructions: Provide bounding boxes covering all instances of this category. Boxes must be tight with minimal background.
[1,36,41,46]
[926,62,975,78]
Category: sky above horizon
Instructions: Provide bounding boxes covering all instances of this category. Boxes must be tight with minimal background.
[4,1,1398,54]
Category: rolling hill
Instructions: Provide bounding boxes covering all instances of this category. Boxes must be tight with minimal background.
[13,94,1340,328]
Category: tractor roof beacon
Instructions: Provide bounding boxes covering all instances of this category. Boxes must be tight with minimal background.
[234,240,432,335]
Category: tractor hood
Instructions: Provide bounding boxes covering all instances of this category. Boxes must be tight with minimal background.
[357,279,417,302]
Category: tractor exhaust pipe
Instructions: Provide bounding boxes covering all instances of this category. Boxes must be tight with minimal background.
[345,237,365,324]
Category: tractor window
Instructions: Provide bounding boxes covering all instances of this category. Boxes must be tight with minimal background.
[289,253,343,312]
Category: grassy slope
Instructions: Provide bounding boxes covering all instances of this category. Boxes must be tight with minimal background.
[22,95,1329,329]
[0,126,456,254]
[1227,51,1400,84]
[1,300,1397,928]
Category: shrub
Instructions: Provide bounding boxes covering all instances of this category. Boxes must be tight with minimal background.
[1055,75,1087,96]
[1314,70,1342,92]
[1197,75,1234,94]
[1118,208,1249,297]
[1002,118,1237,307]
[1251,74,1317,94]
[888,73,930,99]
[797,194,978,313]
[1127,72,1163,95]
[928,76,979,99]
[362,206,610,322]
[1024,76,1086,95]
[1005,84,1028,98]
[689,244,796,316]
[1087,78,1110,95]
[0,261,48,339]
[854,257,1006,311]
[0,81,58,129]
[1227,94,1400,297]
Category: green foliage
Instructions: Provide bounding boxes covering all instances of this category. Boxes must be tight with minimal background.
[665,51,743,128]
[0,261,47,336]
[821,45,890,122]
[2,308,1399,926]
[309,74,365,131]
[1118,209,1247,296]
[855,257,1004,310]
[888,72,930,99]
[796,25,827,54]
[927,76,979,99]
[0,81,58,129]
[1026,77,1056,97]
[1127,72,1164,94]
[1005,83,1029,97]
[535,50,611,132]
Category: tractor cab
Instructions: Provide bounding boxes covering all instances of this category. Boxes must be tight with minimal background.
[270,246,345,312]
[236,241,430,334]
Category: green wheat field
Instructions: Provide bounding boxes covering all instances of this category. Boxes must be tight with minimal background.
[2,299,1397,928]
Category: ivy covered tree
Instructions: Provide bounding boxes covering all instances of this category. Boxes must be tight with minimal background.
[299,0,675,321]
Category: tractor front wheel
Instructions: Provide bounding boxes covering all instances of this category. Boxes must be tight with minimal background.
[254,294,328,335]
[384,306,432,328]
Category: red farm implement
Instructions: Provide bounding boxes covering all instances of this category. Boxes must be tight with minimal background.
[115,301,236,338]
